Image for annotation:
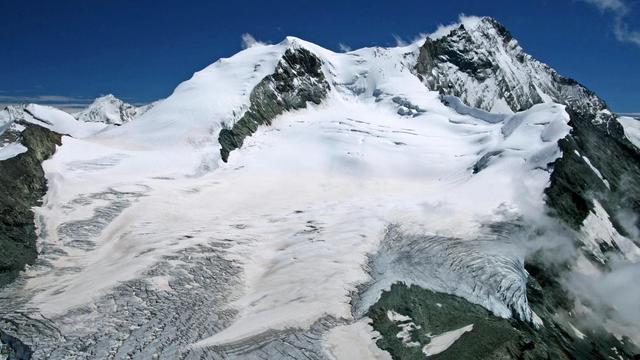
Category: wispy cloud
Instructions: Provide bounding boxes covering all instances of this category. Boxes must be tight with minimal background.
[0,94,92,112]
[392,34,408,47]
[241,33,266,49]
[0,95,90,103]
[392,32,431,47]
[338,42,351,52]
[580,0,640,46]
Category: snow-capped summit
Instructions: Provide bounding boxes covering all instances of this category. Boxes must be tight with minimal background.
[416,16,605,115]
[74,94,140,125]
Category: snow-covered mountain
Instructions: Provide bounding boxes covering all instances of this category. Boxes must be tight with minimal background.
[1,16,639,360]
[73,94,145,125]
[415,17,605,115]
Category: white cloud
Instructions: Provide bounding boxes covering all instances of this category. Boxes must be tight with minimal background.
[338,42,351,52]
[614,20,640,46]
[581,0,628,13]
[580,0,640,47]
[241,33,266,49]
[388,14,483,49]
[392,34,408,47]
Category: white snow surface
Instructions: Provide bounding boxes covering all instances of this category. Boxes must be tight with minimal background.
[580,200,640,263]
[422,324,474,356]
[322,318,392,360]
[619,116,640,149]
[5,37,573,352]
[569,323,587,340]
[24,104,107,138]
[387,311,421,347]
[0,142,27,160]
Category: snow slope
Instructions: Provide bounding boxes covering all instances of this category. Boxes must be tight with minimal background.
[0,142,27,161]
[619,116,640,149]
[422,324,474,356]
[1,103,107,138]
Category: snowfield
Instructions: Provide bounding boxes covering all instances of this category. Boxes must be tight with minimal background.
[0,30,604,359]
[0,142,27,160]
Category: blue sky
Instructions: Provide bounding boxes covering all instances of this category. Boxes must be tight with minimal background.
[1,0,638,112]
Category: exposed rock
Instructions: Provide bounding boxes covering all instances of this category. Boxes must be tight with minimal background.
[218,47,330,161]
[368,282,639,360]
[0,124,61,286]
[546,108,640,235]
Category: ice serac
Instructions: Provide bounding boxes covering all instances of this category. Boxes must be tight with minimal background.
[218,46,330,161]
[74,94,139,125]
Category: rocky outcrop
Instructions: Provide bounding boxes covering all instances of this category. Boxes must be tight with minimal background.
[546,108,640,237]
[1,329,33,360]
[0,124,61,286]
[218,47,330,162]
[369,282,639,360]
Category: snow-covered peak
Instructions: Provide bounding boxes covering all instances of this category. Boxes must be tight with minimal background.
[417,16,605,115]
[74,94,139,125]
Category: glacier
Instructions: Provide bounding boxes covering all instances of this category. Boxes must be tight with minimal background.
[0,15,639,360]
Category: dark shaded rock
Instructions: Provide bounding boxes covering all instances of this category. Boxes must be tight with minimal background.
[368,283,521,360]
[369,282,639,360]
[0,124,61,286]
[473,150,503,173]
[1,329,32,360]
[545,108,640,234]
[219,47,330,162]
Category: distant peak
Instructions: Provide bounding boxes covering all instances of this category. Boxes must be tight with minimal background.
[278,36,316,50]
[427,15,513,41]
[92,94,121,104]
[75,94,138,125]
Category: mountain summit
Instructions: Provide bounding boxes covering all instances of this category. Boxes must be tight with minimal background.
[1,16,639,360]
[74,94,145,125]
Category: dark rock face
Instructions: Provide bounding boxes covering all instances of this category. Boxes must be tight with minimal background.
[219,47,330,162]
[546,108,640,234]
[0,124,61,287]
[1,330,33,360]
